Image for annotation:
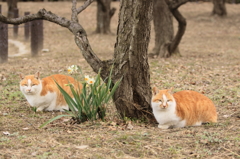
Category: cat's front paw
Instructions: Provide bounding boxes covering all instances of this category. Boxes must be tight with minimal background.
[158,124,169,129]
[36,107,44,112]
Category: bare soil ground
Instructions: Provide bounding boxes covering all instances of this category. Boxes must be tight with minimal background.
[0,1,240,159]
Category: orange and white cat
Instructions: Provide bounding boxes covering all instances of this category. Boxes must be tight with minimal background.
[20,72,82,112]
[151,87,217,129]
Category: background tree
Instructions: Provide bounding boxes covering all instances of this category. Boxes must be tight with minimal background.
[96,0,116,34]
[212,0,227,16]
[150,0,188,58]
[150,0,175,58]
[0,0,154,120]
[7,0,18,18]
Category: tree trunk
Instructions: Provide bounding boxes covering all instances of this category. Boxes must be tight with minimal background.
[111,0,153,120]
[212,0,227,16]
[7,0,18,18]
[96,0,116,34]
[0,5,8,63]
[150,0,176,58]
[150,0,187,58]
[150,0,183,58]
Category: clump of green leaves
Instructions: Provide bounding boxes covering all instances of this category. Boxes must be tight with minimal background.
[40,65,121,128]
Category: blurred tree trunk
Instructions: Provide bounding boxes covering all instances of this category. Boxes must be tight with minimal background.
[96,0,116,34]
[150,0,178,58]
[110,0,153,119]
[7,0,18,18]
[212,0,227,16]
[150,0,187,58]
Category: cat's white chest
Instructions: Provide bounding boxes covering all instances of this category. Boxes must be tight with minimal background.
[152,101,185,129]
[23,91,57,111]
[153,109,180,125]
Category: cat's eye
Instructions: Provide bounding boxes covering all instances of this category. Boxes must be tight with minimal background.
[158,100,162,102]
[32,84,36,86]
[167,100,171,102]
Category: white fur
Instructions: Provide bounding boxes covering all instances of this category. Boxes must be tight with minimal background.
[151,95,186,129]
[20,79,68,111]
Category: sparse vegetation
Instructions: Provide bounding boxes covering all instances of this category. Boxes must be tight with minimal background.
[0,1,239,159]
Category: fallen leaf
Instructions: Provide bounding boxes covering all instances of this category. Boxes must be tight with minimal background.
[75,145,89,149]
[42,49,50,52]
[223,115,230,118]
[3,131,10,135]
[22,127,29,130]
[126,121,133,130]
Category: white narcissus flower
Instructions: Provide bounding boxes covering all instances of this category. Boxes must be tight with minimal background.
[71,65,78,72]
[84,75,90,82]
[68,65,78,74]
[67,66,74,74]
[87,78,95,85]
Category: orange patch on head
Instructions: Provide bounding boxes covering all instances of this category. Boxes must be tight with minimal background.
[20,75,40,86]
[152,89,174,109]
[152,89,173,102]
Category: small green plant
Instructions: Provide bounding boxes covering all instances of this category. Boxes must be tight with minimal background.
[40,65,121,128]
[199,131,223,144]
[32,107,37,113]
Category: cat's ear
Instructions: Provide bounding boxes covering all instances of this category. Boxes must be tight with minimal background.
[152,87,158,96]
[19,73,24,80]
[168,87,174,94]
[34,72,40,79]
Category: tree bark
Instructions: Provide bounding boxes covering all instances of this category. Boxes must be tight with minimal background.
[0,0,154,121]
[112,0,153,119]
[96,0,116,34]
[212,0,227,16]
[7,0,18,18]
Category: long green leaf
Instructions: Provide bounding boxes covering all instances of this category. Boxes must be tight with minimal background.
[106,65,114,90]
[105,78,122,103]
[55,82,77,108]
[40,114,71,128]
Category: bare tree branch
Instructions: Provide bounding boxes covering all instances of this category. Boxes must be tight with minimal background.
[71,0,78,22]
[0,9,71,28]
[166,0,189,10]
[0,0,105,72]
[77,0,94,14]
[169,8,186,53]
[75,32,104,75]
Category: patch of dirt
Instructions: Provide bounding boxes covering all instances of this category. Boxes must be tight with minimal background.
[0,1,240,159]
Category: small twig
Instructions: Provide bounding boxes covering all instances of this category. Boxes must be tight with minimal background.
[77,0,94,14]
[221,146,240,158]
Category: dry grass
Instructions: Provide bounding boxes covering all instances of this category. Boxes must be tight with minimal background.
[0,1,240,159]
